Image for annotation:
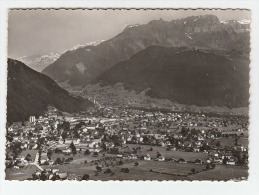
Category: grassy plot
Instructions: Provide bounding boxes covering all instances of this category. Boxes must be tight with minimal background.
[93,160,208,180]
[125,144,209,161]
[41,158,207,181]
[21,149,38,160]
[5,165,40,180]
[83,160,206,181]
[209,137,248,147]
[188,165,248,181]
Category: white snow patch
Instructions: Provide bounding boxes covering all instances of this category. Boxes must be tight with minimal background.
[220,20,228,24]
[237,19,251,24]
[70,40,105,51]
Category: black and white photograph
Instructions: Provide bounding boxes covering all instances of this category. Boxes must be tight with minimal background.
[4,8,252,181]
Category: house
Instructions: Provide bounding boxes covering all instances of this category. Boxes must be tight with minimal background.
[58,172,68,180]
[146,112,154,117]
[206,158,212,164]
[62,148,72,155]
[157,156,165,161]
[85,125,96,130]
[214,158,223,164]
[226,159,236,165]
[65,138,80,145]
[58,138,64,144]
[130,154,137,160]
[144,154,151,161]
[52,169,59,174]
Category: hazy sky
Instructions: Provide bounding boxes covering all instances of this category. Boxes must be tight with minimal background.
[8,9,250,58]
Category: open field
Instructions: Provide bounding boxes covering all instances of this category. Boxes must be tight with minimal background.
[21,149,38,161]
[43,159,207,180]
[188,164,248,180]
[209,137,248,147]
[42,159,247,181]
[222,130,249,137]
[125,144,209,161]
[5,165,40,180]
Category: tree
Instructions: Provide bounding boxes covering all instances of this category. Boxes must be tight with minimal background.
[234,137,239,146]
[70,141,77,155]
[120,168,129,173]
[47,150,53,160]
[73,128,80,138]
[38,150,42,164]
[156,151,162,158]
[92,152,99,157]
[96,166,102,172]
[241,152,248,164]
[118,160,123,165]
[181,127,189,136]
[55,148,62,154]
[55,157,63,165]
[200,143,210,152]
[233,151,242,164]
[104,168,112,174]
[84,149,91,156]
[215,141,221,147]
[28,131,33,137]
[223,157,228,165]
[82,174,90,180]
[61,131,68,140]
[63,121,70,131]
[25,153,32,162]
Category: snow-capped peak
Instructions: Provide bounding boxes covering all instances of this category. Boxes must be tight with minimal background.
[220,19,251,25]
[70,40,105,51]
[237,19,251,24]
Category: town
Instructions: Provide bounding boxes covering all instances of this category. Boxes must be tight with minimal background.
[5,106,249,181]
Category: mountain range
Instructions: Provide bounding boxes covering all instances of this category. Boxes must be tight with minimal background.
[7,59,93,123]
[42,15,250,86]
[17,40,105,72]
[18,53,60,72]
[93,46,249,108]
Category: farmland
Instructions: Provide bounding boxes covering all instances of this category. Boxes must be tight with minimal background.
[188,165,248,180]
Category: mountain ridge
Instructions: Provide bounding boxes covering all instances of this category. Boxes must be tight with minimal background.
[7,59,94,123]
[42,14,250,86]
[93,46,249,108]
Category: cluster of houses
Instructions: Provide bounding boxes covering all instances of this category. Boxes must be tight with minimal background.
[6,106,248,176]
[29,168,68,180]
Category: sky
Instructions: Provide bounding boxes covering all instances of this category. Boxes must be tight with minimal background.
[8,9,250,59]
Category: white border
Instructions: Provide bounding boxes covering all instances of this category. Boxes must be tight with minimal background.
[0,1,259,195]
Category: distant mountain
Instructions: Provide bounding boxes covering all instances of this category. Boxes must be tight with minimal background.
[69,40,105,51]
[7,59,93,123]
[42,15,250,86]
[17,40,105,73]
[220,19,250,33]
[18,53,60,72]
[93,46,249,108]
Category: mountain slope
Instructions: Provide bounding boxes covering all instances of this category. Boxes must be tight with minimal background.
[7,59,93,123]
[93,46,249,108]
[18,53,60,72]
[42,15,250,86]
